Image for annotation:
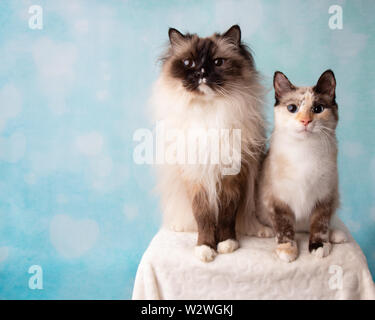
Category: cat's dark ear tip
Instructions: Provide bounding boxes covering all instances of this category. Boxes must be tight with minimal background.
[322,69,335,77]
[319,69,336,85]
[168,28,178,37]
[223,25,241,44]
[230,24,241,30]
[168,28,185,44]
[274,71,284,77]
[273,71,286,82]
[315,69,336,96]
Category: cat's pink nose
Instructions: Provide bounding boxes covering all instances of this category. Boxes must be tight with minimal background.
[300,119,312,126]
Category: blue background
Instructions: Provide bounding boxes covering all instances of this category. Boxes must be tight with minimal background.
[0,0,374,299]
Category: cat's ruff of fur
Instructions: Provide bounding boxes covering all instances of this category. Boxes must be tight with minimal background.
[152,68,271,237]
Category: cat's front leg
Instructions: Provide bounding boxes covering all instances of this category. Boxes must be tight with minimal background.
[272,200,298,262]
[309,200,333,258]
[192,189,217,262]
[217,200,239,254]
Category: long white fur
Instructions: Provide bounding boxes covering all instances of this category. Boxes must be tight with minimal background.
[270,133,338,232]
[152,71,267,233]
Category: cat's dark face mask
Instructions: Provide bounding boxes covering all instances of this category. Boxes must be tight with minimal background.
[165,26,255,95]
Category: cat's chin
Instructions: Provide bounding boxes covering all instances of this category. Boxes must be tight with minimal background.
[196,83,216,97]
[290,129,315,140]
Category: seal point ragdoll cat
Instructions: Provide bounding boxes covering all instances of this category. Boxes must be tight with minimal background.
[257,70,347,262]
[152,25,273,262]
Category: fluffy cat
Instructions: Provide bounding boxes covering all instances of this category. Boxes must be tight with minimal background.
[152,25,273,262]
[257,70,347,262]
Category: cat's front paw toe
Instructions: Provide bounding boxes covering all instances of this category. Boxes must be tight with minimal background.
[194,245,217,262]
[275,241,298,262]
[330,229,347,244]
[309,241,332,258]
[217,239,239,254]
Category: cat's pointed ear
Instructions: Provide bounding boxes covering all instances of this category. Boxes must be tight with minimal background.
[314,70,336,98]
[223,25,241,45]
[274,71,295,99]
[168,28,185,46]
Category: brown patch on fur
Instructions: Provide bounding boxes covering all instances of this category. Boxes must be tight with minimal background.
[217,200,237,242]
[271,198,295,244]
[192,188,217,249]
[217,162,248,242]
[309,198,335,251]
[192,161,250,248]
[314,93,338,121]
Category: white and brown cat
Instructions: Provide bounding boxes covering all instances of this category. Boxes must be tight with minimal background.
[152,25,273,262]
[257,70,347,262]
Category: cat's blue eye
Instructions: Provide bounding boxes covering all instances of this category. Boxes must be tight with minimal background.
[183,59,195,68]
[312,105,324,114]
[287,104,298,113]
[214,58,224,66]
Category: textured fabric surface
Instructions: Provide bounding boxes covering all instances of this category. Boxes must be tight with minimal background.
[133,227,375,300]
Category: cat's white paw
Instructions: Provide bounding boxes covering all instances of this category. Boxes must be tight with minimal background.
[275,241,298,262]
[257,226,275,238]
[330,229,347,244]
[310,242,332,258]
[217,239,239,254]
[194,245,217,262]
